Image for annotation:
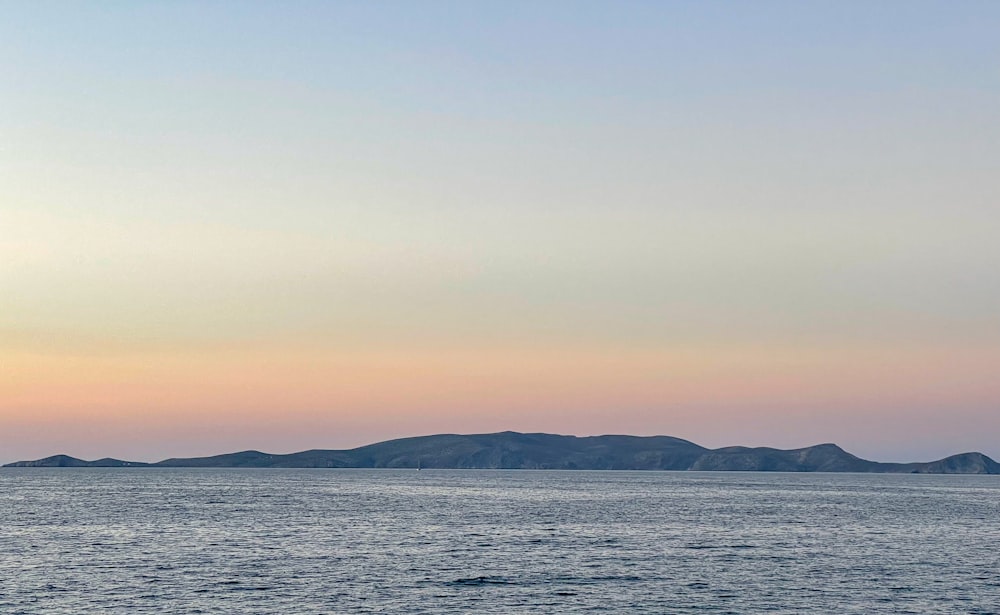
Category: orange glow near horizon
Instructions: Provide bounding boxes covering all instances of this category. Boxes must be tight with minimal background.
[5,339,999,462]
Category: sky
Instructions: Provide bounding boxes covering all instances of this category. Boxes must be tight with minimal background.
[2,1,999,463]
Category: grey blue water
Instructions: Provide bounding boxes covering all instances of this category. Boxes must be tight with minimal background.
[1,469,998,613]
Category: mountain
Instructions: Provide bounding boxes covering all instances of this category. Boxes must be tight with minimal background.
[138,432,709,470]
[886,452,1000,475]
[5,454,148,468]
[687,443,874,472]
[4,431,998,473]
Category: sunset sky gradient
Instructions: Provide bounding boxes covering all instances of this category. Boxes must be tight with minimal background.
[3,1,999,462]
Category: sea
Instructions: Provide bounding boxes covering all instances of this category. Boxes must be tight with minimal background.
[1,469,998,614]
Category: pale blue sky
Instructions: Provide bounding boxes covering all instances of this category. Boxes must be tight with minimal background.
[2,2,999,462]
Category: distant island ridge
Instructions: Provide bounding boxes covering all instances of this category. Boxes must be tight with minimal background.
[4,432,999,473]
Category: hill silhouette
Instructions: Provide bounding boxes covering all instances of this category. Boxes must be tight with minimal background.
[5,431,998,473]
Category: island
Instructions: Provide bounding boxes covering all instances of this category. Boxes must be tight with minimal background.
[4,431,998,473]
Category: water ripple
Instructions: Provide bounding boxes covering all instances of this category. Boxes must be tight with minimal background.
[1,469,999,613]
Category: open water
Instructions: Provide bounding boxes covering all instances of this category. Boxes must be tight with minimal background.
[1,469,998,613]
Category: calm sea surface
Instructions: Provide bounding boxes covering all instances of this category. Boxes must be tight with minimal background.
[1,469,998,613]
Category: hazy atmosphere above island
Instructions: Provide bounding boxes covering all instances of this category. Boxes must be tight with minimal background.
[3,2,999,465]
